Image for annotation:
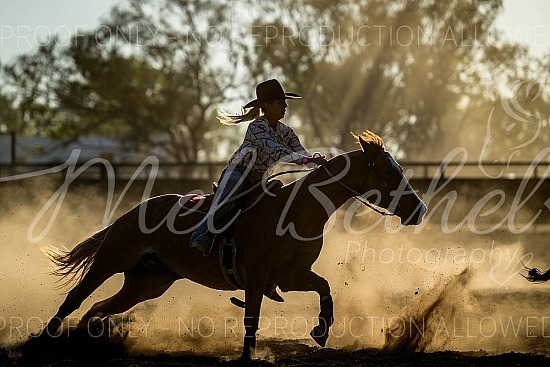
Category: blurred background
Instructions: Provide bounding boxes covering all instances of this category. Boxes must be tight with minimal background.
[0,0,548,167]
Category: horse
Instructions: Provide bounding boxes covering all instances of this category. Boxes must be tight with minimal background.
[36,130,427,360]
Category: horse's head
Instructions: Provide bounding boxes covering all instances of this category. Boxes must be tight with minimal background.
[355,131,427,226]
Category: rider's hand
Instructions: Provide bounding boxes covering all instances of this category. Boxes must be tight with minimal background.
[308,155,327,166]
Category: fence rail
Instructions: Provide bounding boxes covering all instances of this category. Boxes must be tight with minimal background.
[1,161,549,181]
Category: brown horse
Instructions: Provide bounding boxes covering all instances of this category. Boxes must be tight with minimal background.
[37,131,426,360]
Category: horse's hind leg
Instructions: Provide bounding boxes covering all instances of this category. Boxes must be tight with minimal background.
[277,269,333,347]
[41,260,122,337]
[77,260,180,329]
[42,237,145,337]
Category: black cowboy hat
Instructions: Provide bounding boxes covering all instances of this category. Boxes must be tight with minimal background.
[244,79,301,109]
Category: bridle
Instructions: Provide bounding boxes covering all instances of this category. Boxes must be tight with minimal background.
[323,151,397,217]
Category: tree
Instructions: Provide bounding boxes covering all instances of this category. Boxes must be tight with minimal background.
[458,44,550,161]
[241,0,348,148]
[54,0,246,163]
[2,0,548,163]
[2,41,65,137]
[242,0,548,160]
[0,92,20,135]
[2,0,245,163]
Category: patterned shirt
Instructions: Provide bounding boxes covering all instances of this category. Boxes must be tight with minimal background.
[228,116,309,175]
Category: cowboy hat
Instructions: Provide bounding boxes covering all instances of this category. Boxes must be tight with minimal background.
[244,79,301,109]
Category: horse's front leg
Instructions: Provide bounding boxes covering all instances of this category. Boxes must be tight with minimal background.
[278,269,333,347]
[241,272,267,361]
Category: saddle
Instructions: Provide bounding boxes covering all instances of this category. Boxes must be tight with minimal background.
[178,180,285,302]
[177,193,215,212]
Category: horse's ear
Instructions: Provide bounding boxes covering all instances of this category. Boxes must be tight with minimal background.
[359,136,370,153]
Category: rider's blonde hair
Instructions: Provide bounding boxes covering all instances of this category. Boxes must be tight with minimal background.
[217,106,263,125]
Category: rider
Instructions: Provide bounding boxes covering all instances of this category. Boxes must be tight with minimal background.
[189,79,327,256]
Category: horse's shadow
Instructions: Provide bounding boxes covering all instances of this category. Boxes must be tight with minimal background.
[13,321,127,366]
[17,320,276,366]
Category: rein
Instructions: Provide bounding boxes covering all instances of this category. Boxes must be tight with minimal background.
[185,152,396,218]
[181,167,317,215]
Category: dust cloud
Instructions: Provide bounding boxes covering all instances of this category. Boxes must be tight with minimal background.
[320,208,550,354]
[0,177,128,347]
[1,176,549,357]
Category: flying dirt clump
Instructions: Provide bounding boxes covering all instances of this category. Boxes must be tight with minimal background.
[383,267,475,352]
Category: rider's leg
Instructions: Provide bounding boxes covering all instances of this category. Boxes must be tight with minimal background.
[189,166,249,254]
[190,167,282,300]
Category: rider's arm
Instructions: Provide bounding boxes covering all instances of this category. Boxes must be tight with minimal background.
[248,121,308,165]
[283,125,310,157]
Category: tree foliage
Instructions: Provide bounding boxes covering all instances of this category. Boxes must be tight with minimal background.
[1,0,548,162]
[2,0,242,162]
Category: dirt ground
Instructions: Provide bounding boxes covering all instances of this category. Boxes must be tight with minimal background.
[1,336,548,367]
[2,179,550,366]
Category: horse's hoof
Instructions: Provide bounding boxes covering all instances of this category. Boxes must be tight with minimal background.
[240,349,254,362]
[23,332,55,353]
[23,335,43,349]
[310,327,329,347]
[239,354,252,362]
[241,335,256,361]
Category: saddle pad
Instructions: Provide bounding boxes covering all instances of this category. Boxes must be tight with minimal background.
[177,193,214,211]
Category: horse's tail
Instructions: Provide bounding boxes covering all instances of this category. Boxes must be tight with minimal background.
[42,225,112,290]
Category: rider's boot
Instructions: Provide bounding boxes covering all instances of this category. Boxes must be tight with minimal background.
[189,232,214,256]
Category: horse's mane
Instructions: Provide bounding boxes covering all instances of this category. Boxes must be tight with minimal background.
[352,130,385,149]
[279,130,384,192]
